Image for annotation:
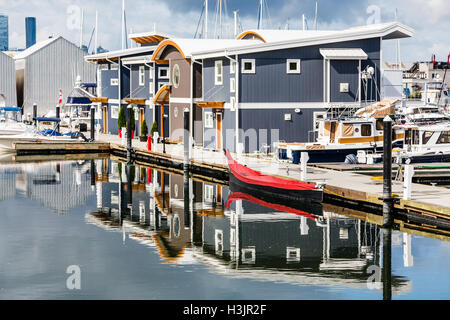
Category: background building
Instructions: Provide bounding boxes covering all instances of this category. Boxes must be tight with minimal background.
[0,51,18,107]
[14,36,96,115]
[0,14,8,51]
[25,17,36,49]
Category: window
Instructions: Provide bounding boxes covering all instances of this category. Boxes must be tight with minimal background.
[230,60,236,74]
[215,60,223,85]
[438,131,450,144]
[361,124,372,137]
[313,112,327,132]
[241,247,256,265]
[134,106,139,121]
[110,78,119,86]
[98,64,109,71]
[376,119,384,131]
[111,105,119,119]
[149,83,154,95]
[158,82,166,90]
[241,59,255,74]
[173,64,181,88]
[215,229,223,256]
[139,66,145,86]
[205,184,214,202]
[205,112,214,129]
[286,247,301,262]
[110,64,119,71]
[230,77,236,93]
[158,67,169,79]
[339,228,349,240]
[286,59,301,74]
[422,131,434,144]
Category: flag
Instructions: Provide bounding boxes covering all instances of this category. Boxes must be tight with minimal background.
[58,90,63,105]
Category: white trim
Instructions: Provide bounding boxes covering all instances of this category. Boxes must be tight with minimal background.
[158,67,169,79]
[215,60,223,85]
[241,59,255,74]
[139,66,145,86]
[204,112,214,129]
[327,59,331,103]
[230,77,236,93]
[320,48,368,60]
[170,97,192,104]
[230,60,237,74]
[237,102,361,109]
[287,59,301,74]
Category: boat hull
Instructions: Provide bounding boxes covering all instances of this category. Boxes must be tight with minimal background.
[229,173,323,204]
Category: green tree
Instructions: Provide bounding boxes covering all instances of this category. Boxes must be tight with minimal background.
[141,119,148,137]
[150,121,158,138]
[118,106,126,130]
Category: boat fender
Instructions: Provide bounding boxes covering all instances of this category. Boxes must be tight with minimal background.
[345,154,358,164]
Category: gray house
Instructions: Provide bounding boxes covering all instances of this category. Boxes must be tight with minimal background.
[14,36,96,116]
[0,51,17,107]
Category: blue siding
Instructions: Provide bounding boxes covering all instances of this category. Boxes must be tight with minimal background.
[130,65,151,99]
[330,60,359,102]
[240,108,324,153]
[101,70,119,99]
[120,64,130,99]
[203,59,231,102]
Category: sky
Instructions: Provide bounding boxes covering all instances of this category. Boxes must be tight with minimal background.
[0,0,449,62]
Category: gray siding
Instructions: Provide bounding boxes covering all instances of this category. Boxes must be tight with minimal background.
[0,52,17,106]
[330,60,359,102]
[130,65,151,99]
[21,37,96,115]
[101,69,119,99]
[203,59,232,102]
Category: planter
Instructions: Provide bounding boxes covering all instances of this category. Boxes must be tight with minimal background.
[139,135,148,142]
[119,129,135,139]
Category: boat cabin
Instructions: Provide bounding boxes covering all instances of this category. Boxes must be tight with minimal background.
[318,118,387,145]
[404,124,450,151]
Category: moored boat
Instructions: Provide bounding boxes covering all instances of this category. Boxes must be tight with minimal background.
[225,150,323,203]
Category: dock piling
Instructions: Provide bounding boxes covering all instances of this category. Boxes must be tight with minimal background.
[126,106,132,163]
[184,108,190,174]
[383,115,394,228]
[301,152,309,181]
[90,107,95,141]
[33,103,37,126]
[403,164,415,200]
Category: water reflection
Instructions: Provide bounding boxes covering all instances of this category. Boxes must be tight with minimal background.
[79,159,412,297]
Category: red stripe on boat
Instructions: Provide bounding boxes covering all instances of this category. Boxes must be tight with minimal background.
[226,192,317,221]
[225,150,317,191]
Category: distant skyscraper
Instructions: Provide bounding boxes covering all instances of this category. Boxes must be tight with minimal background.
[25,17,36,48]
[0,15,8,51]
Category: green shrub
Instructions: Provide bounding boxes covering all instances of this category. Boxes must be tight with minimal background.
[141,119,148,137]
[150,121,158,138]
[118,106,126,130]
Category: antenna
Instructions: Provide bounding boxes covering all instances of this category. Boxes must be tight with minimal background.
[95,11,98,54]
[205,0,208,39]
[121,0,126,50]
[395,8,401,70]
[79,9,84,48]
[314,1,318,30]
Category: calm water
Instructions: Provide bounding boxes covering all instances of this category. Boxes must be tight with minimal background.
[0,158,449,300]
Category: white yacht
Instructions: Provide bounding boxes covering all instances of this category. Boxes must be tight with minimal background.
[395,121,450,163]
[276,100,404,163]
[0,107,30,136]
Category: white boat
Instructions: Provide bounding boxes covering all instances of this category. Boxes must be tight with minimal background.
[0,117,87,153]
[0,107,31,136]
[395,121,450,163]
[276,100,404,163]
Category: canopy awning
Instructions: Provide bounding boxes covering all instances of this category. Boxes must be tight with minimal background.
[320,48,368,60]
[90,97,109,103]
[0,107,21,112]
[34,117,61,123]
[66,87,95,105]
[196,101,225,109]
[124,98,147,105]
[153,85,171,105]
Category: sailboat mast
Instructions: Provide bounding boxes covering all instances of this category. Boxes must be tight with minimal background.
[79,9,84,48]
[205,0,208,39]
[95,11,98,54]
[121,0,126,50]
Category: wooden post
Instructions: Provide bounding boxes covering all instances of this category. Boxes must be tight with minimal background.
[33,103,37,126]
[382,227,392,300]
[90,106,95,141]
[383,116,393,228]
[126,105,132,163]
[184,108,190,174]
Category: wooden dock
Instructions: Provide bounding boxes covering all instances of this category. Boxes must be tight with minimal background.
[8,134,450,231]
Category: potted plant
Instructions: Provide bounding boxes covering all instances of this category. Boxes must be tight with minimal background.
[118,106,126,138]
[150,121,158,142]
[140,119,148,142]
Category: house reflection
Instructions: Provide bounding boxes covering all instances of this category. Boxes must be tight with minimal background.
[85,159,411,294]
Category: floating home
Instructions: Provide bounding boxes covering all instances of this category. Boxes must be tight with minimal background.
[0,51,17,107]
[14,36,96,116]
[149,22,413,153]
[85,32,172,136]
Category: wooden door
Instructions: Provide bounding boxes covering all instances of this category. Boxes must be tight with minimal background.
[216,113,222,150]
[140,108,144,136]
[103,106,108,133]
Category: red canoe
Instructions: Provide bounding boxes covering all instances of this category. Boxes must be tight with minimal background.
[225,150,323,203]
